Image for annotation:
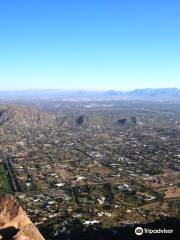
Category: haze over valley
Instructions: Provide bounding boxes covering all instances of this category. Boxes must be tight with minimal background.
[0,90,180,239]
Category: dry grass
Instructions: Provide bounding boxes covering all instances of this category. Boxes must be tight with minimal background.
[165,187,180,199]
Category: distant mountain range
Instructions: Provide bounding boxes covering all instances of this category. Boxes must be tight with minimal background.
[0,88,180,101]
[104,88,180,99]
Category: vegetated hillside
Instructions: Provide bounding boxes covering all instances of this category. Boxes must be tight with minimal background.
[0,195,45,240]
[0,104,57,127]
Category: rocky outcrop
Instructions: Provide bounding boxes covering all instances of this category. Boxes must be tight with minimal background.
[117,118,127,126]
[0,195,44,240]
[117,117,137,126]
[75,115,88,127]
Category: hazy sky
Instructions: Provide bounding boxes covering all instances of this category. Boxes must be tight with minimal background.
[0,0,179,91]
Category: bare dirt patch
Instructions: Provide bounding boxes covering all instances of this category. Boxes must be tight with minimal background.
[165,187,180,199]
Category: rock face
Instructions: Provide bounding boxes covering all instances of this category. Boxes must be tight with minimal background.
[76,115,85,125]
[0,195,44,240]
[117,117,137,126]
[75,115,88,127]
[117,118,127,126]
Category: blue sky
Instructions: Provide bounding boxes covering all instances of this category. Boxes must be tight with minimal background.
[0,0,179,91]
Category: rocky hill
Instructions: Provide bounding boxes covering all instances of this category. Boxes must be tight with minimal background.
[0,104,57,127]
[0,195,44,240]
[0,103,138,129]
[117,116,137,126]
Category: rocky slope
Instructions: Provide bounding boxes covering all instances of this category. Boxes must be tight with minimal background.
[0,195,45,240]
[0,104,56,127]
[0,104,137,129]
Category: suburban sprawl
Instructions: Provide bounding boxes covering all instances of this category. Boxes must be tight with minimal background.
[0,94,180,239]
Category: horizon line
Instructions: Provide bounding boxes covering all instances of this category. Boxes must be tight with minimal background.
[0,87,179,92]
